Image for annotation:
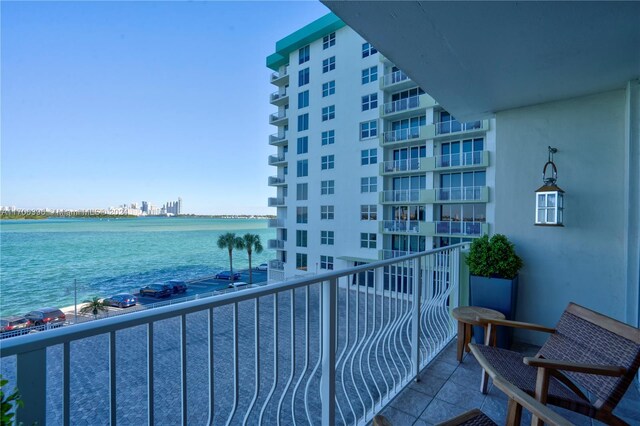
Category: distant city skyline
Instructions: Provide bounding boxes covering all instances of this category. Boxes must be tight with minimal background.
[1,1,330,215]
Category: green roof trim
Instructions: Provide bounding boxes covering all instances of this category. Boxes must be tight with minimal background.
[266,12,346,71]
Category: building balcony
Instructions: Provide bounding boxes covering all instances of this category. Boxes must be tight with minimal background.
[381,94,437,119]
[378,249,420,260]
[267,197,285,207]
[267,218,284,228]
[426,186,489,203]
[424,220,489,237]
[380,220,428,235]
[270,68,289,86]
[380,158,429,176]
[268,176,286,186]
[268,238,285,250]
[424,151,490,172]
[434,119,489,140]
[268,259,285,270]
[380,189,428,204]
[381,125,434,148]
[380,69,415,91]
[269,111,288,126]
[268,154,287,166]
[270,90,289,106]
[269,132,288,146]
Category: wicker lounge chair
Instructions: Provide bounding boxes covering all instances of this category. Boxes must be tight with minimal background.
[470,302,640,426]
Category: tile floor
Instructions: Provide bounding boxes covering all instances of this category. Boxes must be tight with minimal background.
[376,341,640,425]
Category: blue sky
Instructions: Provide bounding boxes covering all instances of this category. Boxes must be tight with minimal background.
[1,1,330,215]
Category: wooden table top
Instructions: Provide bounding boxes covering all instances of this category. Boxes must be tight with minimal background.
[452,306,505,325]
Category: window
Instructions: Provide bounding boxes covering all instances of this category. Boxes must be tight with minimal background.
[296,230,308,247]
[323,32,335,49]
[321,180,335,195]
[360,233,377,249]
[361,205,377,220]
[360,120,378,139]
[320,255,334,270]
[296,160,308,177]
[283,166,288,176]
[298,68,309,87]
[298,90,309,109]
[321,155,335,170]
[296,183,308,201]
[321,230,334,245]
[297,136,308,154]
[322,56,336,73]
[320,205,334,220]
[361,149,378,165]
[296,207,308,224]
[362,42,378,58]
[297,113,309,131]
[296,253,308,270]
[322,81,335,97]
[298,45,310,64]
[321,130,335,146]
[362,93,378,111]
[361,177,377,193]
[322,105,335,121]
[362,66,378,84]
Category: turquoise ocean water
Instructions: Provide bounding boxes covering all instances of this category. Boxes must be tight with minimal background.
[0,217,276,316]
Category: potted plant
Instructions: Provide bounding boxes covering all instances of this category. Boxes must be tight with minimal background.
[466,234,523,348]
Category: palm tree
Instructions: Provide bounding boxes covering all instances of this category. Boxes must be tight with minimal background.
[217,232,244,282]
[79,296,108,320]
[242,233,263,284]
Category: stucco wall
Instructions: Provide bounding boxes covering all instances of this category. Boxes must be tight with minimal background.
[494,89,628,343]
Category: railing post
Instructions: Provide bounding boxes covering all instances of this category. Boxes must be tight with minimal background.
[321,278,337,426]
[411,257,422,379]
[17,348,47,425]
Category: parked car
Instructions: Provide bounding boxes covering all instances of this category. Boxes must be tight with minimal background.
[0,316,33,336]
[215,271,241,280]
[166,280,187,294]
[228,281,249,289]
[103,293,137,308]
[257,263,268,271]
[24,307,66,327]
[139,284,171,298]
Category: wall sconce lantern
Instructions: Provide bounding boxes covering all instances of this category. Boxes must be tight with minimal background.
[535,146,564,226]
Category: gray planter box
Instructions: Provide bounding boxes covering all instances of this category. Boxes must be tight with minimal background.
[469,275,519,348]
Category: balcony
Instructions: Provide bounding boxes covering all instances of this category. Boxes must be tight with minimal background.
[268,176,286,186]
[380,220,428,235]
[381,125,434,148]
[269,90,289,106]
[380,158,428,176]
[268,154,287,166]
[381,94,437,119]
[267,218,284,228]
[380,69,415,91]
[268,132,288,146]
[1,246,465,425]
[425,220,489,237]
[268,259,285,270]
[424,150,490,172]
[270,68,289,86]
[434,119,489,139]
[269,111,288,126]
[267,197,285,207]
[380,189,428,204]
[426,186,490,203]
[267,238,285,250]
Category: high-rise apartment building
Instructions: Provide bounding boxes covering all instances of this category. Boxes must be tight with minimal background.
[267,13,495,282]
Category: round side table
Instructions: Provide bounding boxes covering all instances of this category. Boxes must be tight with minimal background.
[451,306,505,362]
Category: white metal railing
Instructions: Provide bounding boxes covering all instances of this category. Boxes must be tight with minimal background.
[269,133,288,144]
[434,151,484,168]
[435,186,483,201]
[269,259,285,270]
[382,70,410,87]
[381,158,421,173]
[382,220,422,233]
[268,176,286,185]
[268,218,284,228]
[381,189,424,203]
[382,127,422,144]
[435,120,482,135]
[1,245,463,425]
[268,239,285,250]
[435,220,484,236]
[268,197,285,207]
[383,96,420,115]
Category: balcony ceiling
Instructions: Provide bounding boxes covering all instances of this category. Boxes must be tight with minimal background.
[322,1,640,120]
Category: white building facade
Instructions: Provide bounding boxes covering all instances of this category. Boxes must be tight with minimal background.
[267,13,496,283]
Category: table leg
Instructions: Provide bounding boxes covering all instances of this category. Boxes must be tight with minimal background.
[464,323,472,352]
[456,320,465,362]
